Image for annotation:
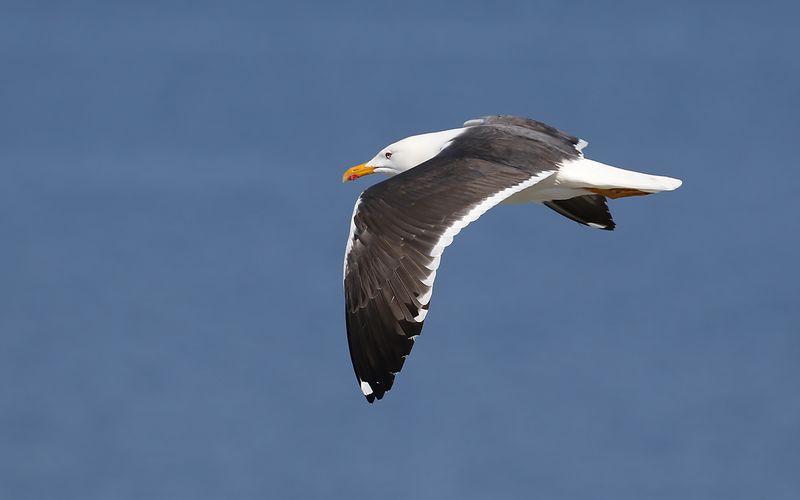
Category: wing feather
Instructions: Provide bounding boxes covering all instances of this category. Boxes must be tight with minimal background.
[343,122,578,402]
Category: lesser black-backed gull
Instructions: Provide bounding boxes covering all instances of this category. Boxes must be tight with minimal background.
[342,115,682,403]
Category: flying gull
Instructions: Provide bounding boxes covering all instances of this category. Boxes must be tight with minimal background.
[342,115,682,403]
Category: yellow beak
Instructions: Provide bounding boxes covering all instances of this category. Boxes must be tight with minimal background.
[342,163,376,183]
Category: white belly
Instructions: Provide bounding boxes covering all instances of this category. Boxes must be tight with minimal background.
[500,157,682,204]
[501,174,590,204]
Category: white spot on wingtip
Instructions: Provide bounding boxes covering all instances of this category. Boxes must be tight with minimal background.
[576,139,588,153]
[463,118,485,127]
[588,223,606,229]
[413,308,428,322]
[360,380,373,396]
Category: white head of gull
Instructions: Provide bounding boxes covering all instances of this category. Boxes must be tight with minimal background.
[343,128,467,181]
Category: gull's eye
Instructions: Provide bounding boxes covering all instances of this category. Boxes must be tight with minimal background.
[384,151,392,159]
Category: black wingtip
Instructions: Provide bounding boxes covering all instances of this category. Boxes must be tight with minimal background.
[544,195,615,231]
[361,383,389,403]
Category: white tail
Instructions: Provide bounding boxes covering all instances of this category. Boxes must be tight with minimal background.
[557,158,682,195]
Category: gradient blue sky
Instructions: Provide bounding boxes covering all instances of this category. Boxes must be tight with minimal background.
[2,1,798,499]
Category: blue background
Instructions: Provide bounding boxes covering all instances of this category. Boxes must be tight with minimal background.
[2,1,798,498]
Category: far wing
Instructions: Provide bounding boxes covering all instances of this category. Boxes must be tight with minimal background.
[464,115,587,155]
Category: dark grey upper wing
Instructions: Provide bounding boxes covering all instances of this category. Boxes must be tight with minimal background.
[464,115,586,156]
[343,130,565,402]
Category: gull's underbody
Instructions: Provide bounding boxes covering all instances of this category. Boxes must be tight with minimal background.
[341,115,682,403]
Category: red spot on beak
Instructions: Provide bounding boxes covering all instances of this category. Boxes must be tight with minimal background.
[342,164,374,183]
